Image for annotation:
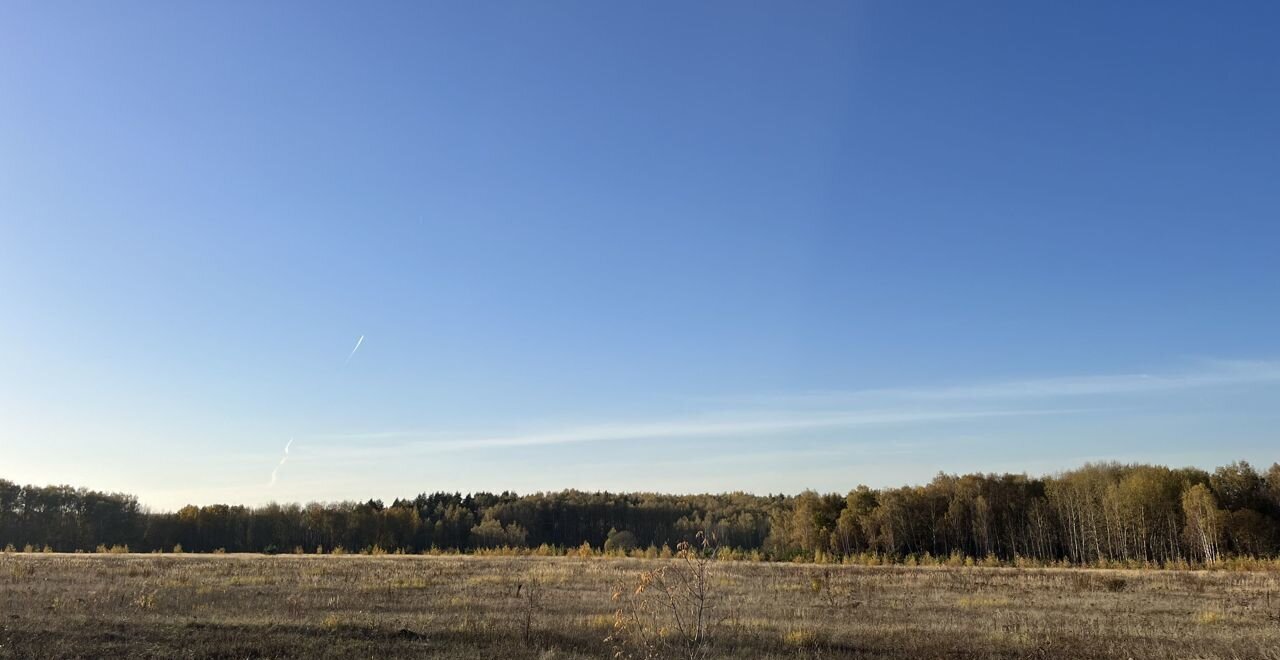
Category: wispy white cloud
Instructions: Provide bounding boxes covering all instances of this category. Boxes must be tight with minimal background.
[893,360,1280,400]
[429,409,1063,448]
[301,359,1280,460]
[307,408,1073,459]
[719,359,1280,407]
[267,437,293,487]
[344,335,364,365]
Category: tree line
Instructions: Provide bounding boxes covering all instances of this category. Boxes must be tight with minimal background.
[2,460,1279,564]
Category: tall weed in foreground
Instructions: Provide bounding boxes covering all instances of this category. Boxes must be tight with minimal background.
[608,532,722,660]
[519,571,544,646]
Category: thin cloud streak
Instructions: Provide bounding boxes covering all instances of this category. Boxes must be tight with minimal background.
[441,409,1061,449]
[312,360,1280,446]
[312,408,1074,459]
[723,359,1280,406]
[344,335,364,365]
[304,359,1279,461]
[267,437,293,487]
[889,360,1280,400]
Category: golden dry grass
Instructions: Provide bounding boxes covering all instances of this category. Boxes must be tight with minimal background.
[1,553,1278,659]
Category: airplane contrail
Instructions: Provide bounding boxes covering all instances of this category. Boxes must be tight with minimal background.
[268,437,293,488]
[344,335,364,365]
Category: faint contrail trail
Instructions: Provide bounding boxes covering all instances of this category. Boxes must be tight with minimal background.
[268,437,293,488]
[344,335,365,365]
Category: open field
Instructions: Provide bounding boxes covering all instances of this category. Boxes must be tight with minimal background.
[1,554,1279,659]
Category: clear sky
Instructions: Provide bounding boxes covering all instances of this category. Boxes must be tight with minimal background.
[3,2,1278,511]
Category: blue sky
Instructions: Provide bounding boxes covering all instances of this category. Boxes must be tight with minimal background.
[2,2,1278,510]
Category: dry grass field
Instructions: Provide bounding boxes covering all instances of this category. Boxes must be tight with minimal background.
[1,553,1279,659]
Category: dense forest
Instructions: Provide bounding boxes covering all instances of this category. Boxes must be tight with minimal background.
[3,460,1279,565]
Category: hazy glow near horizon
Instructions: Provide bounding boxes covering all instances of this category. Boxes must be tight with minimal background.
[2,3,1279,511]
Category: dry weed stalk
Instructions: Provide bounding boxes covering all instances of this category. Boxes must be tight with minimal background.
[518,572,543,645]
[608,532,723,660]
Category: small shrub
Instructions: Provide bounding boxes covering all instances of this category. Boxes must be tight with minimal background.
[1100,577,1127,592]
[782,627,827,649]
[605,529,638,554]
[957,596,1012,608]
[519,572,544,645]
[1194,610,1224,625]
[132,591,157,609]
[608,532,720,659]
